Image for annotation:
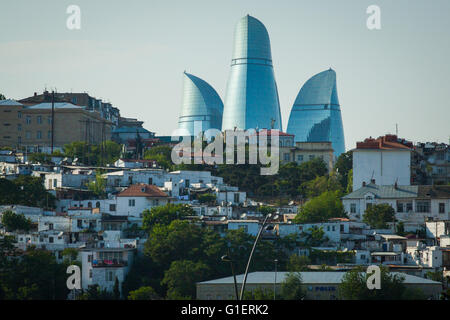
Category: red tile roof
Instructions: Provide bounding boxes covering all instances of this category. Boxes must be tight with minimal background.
[355,134,413,150]
[117,184,168,198]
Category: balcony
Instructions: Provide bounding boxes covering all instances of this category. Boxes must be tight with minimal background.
[92,259,128,268]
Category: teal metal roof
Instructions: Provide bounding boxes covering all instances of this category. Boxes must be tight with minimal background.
[198,271,440,285]
[343,183,418,199]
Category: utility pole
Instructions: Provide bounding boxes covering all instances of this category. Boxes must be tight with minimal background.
[51,91,55,154]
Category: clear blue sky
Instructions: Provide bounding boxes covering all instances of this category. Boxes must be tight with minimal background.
[1,0,449,150]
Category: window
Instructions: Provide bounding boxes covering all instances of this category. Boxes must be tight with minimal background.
[309,155,315,160]
[3,123,10,126]
[96,202,100,208]
[77,219,83,228]
[416,201,430,213]
[148,177,153,185]
[284,153,290,161]
[340,224,344,232]
[109,204,116,211]
[234,193,240,203]
[88,255,93,263]
[18,136,21,144]
[37,116,42,124]
[26,116,31,124]
[49,237,54,243]
[48,223,54,230]
[48,131,51,139]
[48,116,52,124]
[106,271,114,282]
[439,203,445,214]
[332,226,336,232]
[18,111,22,118]
[89,269,93,279]
[153,199,159,206]
[36,131,42,139]
[397,203,404,213]
[297,155,303,162]
[53,179,57,188]
[128,199,135,207]
[17,124,22,131]
[406,202,413,212]
[26,131,31,139]
[350,203,356,213]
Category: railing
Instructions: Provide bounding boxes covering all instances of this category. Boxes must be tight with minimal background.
[92,259,128,268]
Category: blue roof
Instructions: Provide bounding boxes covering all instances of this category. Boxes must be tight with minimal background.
[0,99,23,106]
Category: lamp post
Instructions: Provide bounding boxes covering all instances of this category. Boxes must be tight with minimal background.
[221,251,239,301]
[239,213,278,300]
[274,258,278,300]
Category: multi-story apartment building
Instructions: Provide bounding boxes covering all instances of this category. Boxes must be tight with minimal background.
[280,141,334,172]
[0,99,113,152]
[412,142,450,185]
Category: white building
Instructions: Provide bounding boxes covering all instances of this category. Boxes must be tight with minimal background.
[343,183,450,224]
[116,184,171,217]
[352,135,413,191]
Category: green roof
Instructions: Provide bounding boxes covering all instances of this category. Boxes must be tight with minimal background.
[343,183,418,200]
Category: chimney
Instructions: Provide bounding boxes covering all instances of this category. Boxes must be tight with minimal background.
[34,92,37,96]
[362,181,366,187]
[371,179,376,184]
[394,181,398,189]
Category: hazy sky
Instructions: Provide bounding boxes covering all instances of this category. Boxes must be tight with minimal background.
[1,0,449,150]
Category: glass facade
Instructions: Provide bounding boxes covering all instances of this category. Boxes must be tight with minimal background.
[286,69,345,156]
[222,15,282,131]
[177,72,223,136]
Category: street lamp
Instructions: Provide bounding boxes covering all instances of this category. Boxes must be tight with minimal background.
[239,213,278,300]
[221,252,239,301]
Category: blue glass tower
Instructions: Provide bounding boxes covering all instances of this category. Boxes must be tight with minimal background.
[286,69,345,156]
[177,72,224,136]
[222,15,282,131]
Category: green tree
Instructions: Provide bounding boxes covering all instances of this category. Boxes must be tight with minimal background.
[197,193,217,204]
[243,287,274,300]
[363,204,395,229]
[64,141,121,166]
[258,205,276,216]
[0,93,5,100]
[339,266,425,300]
[0,176,56,208]
[144,145,174,170]
[300,174,343,199]
[334,151,353,191]
[128,286,160,300]
[142,203,193,232]
[1,210,32,232]
[87,172,107,197]
[294,190,347,223]
[280,272,305,300]
[77,284,115,300]
[287,254,310,271]
[161,260,210,299]
[61,248,79,263]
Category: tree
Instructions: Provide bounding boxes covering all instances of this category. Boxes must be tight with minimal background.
[64,140,121,166]
[339,266,424,300]
[363,204,395,229]
[87,172,107,197]
[287,254,310,271]
[128,286,159,300]
[334,151,353,191]
[0,176,56,208]
[0,247,69,300]
[300,174,343,199]
[197,193,217,204]
[258,205,276,216]
[0,93,5,100]
[161,260,210,299]
[1,210,32,232]
[144,145,174,170]
[294,190,347,223]
[243,287,274,300]
[142,204,193,232]
[61,248,79,263]
[77,284,115,300]
[305,226,326,246]
[280,272,305,300]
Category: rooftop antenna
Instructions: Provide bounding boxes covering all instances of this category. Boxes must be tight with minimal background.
[396,123,398,136]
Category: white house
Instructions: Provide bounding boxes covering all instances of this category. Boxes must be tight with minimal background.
[343,183,450,224]
[116,184,171,217]
[352,135,413,191]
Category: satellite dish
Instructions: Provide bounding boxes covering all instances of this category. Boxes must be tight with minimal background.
[240,213,247,219]
[58,231,63,237]
[220,216,226,221]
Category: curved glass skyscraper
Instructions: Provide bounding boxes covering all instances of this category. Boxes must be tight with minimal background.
[177,72,224,136]
[222,15,282,131]
[286,69,345,156]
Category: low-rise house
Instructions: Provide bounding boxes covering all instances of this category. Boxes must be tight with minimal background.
[116,184,171,217]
